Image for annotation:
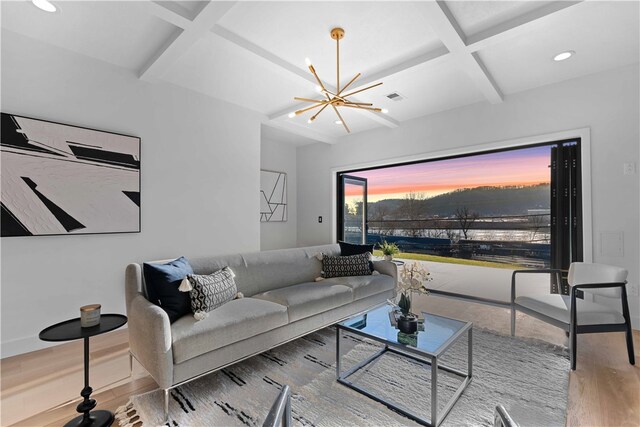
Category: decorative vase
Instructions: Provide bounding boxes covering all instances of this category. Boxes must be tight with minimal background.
[397,313,418,334]
[384,254,393,261]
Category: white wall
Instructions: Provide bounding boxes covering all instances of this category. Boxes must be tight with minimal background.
[297,64,640,327]
[0,30,263,357]
[260,137,297,250]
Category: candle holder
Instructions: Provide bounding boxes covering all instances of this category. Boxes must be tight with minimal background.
[80,304,101,328]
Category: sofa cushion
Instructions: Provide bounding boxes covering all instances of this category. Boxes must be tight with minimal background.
[253,282,353,322]
[188,244,341,297]
[324,274,395,301]
[515,294,625,326]
[171,297,288,364]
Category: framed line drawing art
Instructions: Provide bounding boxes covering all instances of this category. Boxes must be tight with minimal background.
[1,113,141,237]
[260,169,287,222]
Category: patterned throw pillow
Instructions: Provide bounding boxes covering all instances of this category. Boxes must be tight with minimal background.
[186,267,238,316]
[322,252,372,278]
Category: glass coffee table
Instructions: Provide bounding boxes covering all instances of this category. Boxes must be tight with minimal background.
[336,303,472,427]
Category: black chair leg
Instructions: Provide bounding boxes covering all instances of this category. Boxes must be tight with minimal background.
[570,324,577,370]
[621,286,635,365]
[625,324,635,365]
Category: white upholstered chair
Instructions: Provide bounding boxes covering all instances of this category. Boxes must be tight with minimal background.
[511,262,635,370]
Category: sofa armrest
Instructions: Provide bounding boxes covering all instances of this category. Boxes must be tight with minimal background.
[127,294,174,389]
[372,260,397,282]
[125,263,174,389]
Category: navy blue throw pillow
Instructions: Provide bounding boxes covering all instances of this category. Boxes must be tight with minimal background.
[143,256,194,323]
[339,241,374,256]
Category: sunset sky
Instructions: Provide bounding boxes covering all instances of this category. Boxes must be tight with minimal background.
[345,145,551,203]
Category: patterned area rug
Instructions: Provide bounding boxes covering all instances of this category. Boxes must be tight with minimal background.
[117,326,568,426]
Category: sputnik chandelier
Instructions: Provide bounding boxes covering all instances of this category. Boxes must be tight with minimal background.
[288,27,387,134]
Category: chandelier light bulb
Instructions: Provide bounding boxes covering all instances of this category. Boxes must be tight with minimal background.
[381,108,389,114]
[315,85,322,93]
[307,118,313,124]
[305,57,312,67]
[287,112,296,118]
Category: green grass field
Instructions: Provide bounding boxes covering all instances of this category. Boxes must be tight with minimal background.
[373,250,519,270]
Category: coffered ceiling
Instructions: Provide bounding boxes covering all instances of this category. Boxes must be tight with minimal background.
[2,1,639,144]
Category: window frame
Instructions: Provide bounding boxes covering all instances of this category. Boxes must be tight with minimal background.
[330,128,593,263]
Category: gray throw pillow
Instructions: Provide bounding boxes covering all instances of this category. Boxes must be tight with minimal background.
[187,267,237,315]
[322,252,372,278]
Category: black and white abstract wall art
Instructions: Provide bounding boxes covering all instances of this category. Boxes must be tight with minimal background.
[1,113,141,237]
[260,170,287,222]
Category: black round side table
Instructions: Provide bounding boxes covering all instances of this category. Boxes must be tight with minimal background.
[39,314,127,427]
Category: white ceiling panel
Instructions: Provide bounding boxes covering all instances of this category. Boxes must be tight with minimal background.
[217,2,444,87]
[478,1,640,95]
[0,1,178,71]
[445,1,555,39]
[161,33,316,114]
[355,56,486,122]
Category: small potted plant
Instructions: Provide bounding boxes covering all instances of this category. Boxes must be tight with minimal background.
[394,262,432,334]
[378,240,400,261]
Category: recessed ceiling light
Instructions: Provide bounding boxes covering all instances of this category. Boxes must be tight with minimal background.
[553,51,574,62]
[335,120,342,125]
[32,0,57,12]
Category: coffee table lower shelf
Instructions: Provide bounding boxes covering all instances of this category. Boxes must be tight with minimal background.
[336,326,472,427]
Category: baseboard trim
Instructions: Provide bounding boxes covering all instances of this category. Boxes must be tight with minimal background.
[1,335,57,359]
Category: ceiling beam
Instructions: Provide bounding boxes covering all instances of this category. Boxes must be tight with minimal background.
[139,1,237,82]
[147,1,193,29]
[141,0,584,138]
[465,1,583,52]
[422,1,503,104]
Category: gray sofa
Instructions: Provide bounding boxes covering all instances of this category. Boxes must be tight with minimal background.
[124,244,397,418]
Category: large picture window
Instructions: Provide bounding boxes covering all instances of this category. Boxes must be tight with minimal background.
[337,140,582,303]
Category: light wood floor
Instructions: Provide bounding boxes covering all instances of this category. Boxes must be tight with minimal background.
[2,296,638,427]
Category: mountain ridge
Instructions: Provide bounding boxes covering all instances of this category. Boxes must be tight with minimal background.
[367,183,550,218]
